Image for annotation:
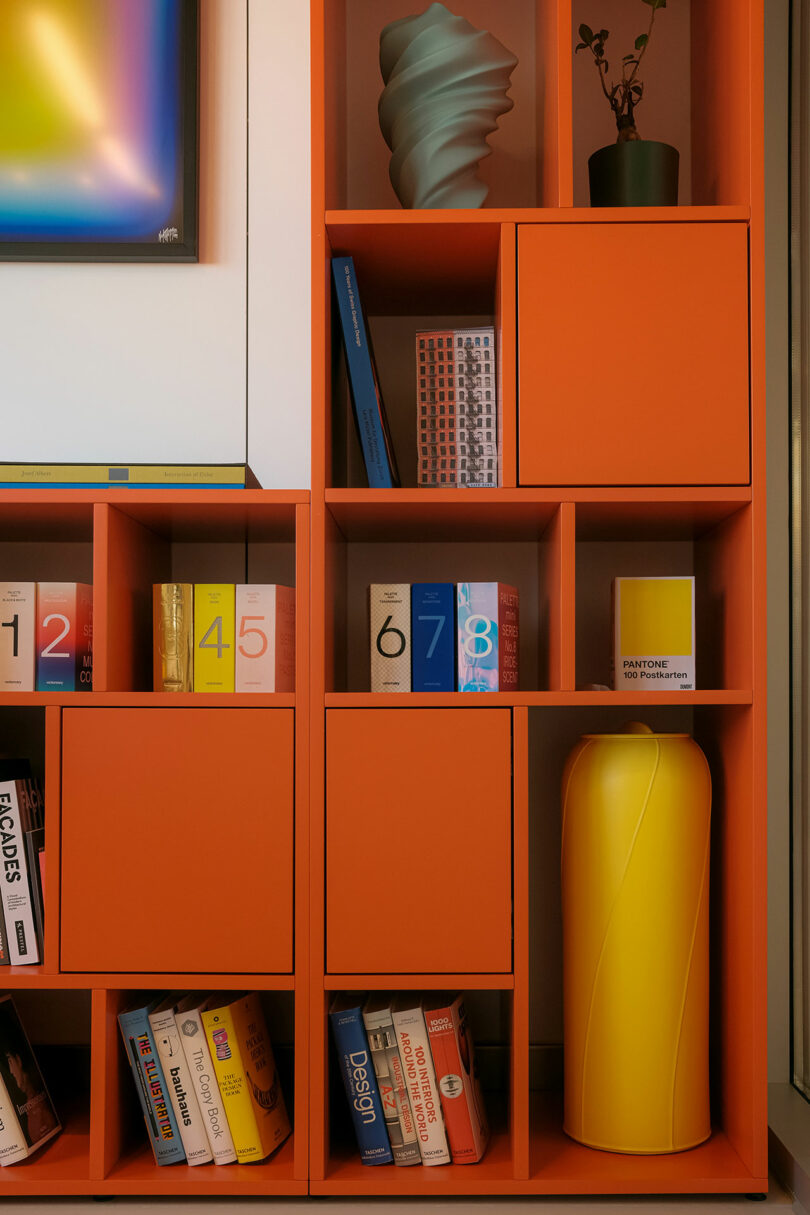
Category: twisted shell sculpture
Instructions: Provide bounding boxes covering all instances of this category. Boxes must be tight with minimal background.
[378,3,518,209]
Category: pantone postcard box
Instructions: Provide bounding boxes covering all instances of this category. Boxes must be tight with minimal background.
[612,576,696,690]
[0,584,35,692]
[35,583,93,692]
[235,585,296,693]
[457,583,518,692]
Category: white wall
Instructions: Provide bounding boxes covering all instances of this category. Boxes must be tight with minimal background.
[0,0,312,490]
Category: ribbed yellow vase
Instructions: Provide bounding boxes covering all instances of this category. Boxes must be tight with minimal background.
[561,722,712,1154]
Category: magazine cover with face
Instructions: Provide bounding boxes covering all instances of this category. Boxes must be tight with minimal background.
[0,996,60,1155]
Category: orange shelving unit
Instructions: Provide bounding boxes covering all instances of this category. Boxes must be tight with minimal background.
[310,0,767,1198]
[0,490,309,1195]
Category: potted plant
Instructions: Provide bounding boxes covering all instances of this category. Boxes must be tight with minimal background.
[576,0,678,206]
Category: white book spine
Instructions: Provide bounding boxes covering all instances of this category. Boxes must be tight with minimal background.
[0,783,39,965]
[369,584,411,693]
[0,1075,27,1165]
[0,584,35,692]
[177,1006,238,1165]
[392,1004,450,1165]
[149,1009,213,1165]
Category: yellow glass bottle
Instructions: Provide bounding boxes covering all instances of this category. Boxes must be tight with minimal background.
[561,722,711,1154]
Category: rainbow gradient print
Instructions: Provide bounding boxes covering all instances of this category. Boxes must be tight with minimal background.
[0,0,193,248]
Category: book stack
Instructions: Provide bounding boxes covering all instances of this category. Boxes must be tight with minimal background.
[0,583,93,693]
[118,991,291,1166]
[369,582,519,693]
[416,327,499,488]
[153,584,295,693]
[330,992,488,1168]
[0,760,45,967]
[0,995,60,1165]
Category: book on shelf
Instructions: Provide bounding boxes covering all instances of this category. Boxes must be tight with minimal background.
[149,997,214,1165]
[362,995,420,1166]
[118,997,186,1166]
[235,585,296,693]
[329,993,393,1166]
[35,583,93,693]
[24,829,44,961]
[175,993,238,1165]
[0,584,35,692]
[153,584,194,693]
[369,584,411,694]
[423,993,489,1164]
[331,255,400,490]
[391,995,450,1166]
[411,583,455,693]
[0,464,259,489]
[0,995,60,1165]
[457,582,519,692]
[416,327,499,488]
[193,585,235,693]
[0,776,41,965]
[201,992,291,1163]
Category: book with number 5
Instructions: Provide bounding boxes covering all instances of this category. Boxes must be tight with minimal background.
[369,584,410,693]
[193,585,235,693]
[235,586,295,693]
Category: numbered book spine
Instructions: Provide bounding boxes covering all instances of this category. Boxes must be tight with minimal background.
[0,782,38,965]
[149,1007,213,1164]
[363,997,420,1166]
[391,997,450,1166]
[193,585,235,692]
[0,584,35,692]
[35,583,93,692]
[118,1003,186,1165]
[202,993,291,1162]
[235,585,296,693]
[424,994,489,1163]
[411,583,455,692]
[329,995,393,1165]
[457,583,519,692]
[176,997,237,1164]
[369,584,411,693]
[153,584,193,692]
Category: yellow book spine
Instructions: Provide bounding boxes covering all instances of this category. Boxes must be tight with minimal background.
[202,1003,262,1162]
[153,584,193,692]
[230,994,291,1158]
[193,585,235,692]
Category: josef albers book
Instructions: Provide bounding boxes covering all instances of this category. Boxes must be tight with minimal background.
[202,992,291,1163]
[175,993,237,1165]
[149,997,213,1165]
[118,998,186,1165]
[362,995,420,1166]
[0,995,60,1165]
[424,993,489,1163]
[0,779,40,965]
[329,993,393,1166]
[331,255,399,490]
[391,995,450,1166]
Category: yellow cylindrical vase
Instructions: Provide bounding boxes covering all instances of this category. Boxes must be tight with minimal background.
[561,722,711,1154]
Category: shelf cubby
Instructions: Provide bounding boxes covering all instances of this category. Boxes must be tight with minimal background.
[95,988,303,1194]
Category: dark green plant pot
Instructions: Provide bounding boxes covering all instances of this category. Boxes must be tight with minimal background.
[588,140,679,207]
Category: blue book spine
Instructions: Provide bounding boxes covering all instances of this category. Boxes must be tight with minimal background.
[118,1003,186,1165]
[330,1001,394,1165]
[331,256,394,489]
[411,583,455,692]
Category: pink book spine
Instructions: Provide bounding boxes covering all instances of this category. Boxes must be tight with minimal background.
[235,585,296,693]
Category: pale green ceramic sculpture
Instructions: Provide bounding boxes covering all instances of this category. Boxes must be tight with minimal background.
[378,3,518,209]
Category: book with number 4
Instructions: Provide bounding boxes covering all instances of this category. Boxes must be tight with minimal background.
[193,585,235,692]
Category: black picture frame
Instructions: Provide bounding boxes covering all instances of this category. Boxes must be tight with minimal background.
[0,0,199,263]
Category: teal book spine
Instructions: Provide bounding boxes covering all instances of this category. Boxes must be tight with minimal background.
[118,1002,186,1165]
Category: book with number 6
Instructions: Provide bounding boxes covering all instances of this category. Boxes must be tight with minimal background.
[369,584,410,693]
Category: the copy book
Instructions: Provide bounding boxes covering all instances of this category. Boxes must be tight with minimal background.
[118,999,186,1165]
[175,993,238,1165]
[149,997,213,1165]
[331,256,399,489]
[329,993,393,1166]
[202,992,291,1163]
[423,993,489,1163]
[0,995,60,1165]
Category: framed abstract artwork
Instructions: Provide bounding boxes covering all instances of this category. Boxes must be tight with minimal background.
[0,0,199,261]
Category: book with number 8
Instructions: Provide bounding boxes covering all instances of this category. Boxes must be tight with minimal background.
[456,583,519,693]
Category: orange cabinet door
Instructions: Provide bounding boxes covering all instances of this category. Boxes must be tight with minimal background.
[518,223,750,486]
[326,708,512,974]
[60,708,294,973]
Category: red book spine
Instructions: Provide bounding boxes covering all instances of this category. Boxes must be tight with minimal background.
[424,1000,488,1164]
